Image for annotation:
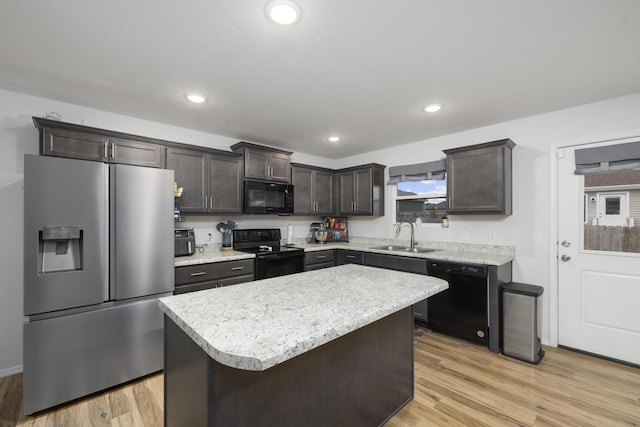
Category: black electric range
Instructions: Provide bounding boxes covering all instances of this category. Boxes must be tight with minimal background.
[232,228,304,279]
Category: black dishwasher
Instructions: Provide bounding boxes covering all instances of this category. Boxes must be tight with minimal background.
[427,261,489,346]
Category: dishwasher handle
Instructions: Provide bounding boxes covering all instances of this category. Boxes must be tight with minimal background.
[428,261,488,277]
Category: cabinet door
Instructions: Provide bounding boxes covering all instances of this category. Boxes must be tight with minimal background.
[446,140,513,215]
[354,168,373,214]
[108,138,164,168]
[314,169,334,214]
[413,300,428,322]
[244,149,270,180]
[292,166,314,214]
[42,128,108,162]
[268,152,291,182]
[337,171,355,214]
[166,147,208,212]
[208,153,243,214]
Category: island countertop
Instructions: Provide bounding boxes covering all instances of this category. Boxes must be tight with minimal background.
[158,264,448,371]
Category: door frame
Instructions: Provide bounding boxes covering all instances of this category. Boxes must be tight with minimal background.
[548,128,640,347]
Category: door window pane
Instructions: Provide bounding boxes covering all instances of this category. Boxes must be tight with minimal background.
[583,170,639,253]
[605,197,620,215]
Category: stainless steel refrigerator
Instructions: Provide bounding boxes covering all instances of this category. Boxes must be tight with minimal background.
[23,154,174,415]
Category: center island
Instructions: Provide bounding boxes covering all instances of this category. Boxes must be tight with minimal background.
[158,264,448,427]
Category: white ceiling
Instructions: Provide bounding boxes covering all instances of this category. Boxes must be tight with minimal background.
[1,1,640,158]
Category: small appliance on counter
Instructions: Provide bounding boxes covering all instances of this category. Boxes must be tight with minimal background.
[307,222,323,243]
[307,217,349,243]
[217,221,238,249]
[174,228,196,257]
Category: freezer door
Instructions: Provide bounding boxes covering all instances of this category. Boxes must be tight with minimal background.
[110,164,174,300]
[23,296,166,415]
[24,155,108,315]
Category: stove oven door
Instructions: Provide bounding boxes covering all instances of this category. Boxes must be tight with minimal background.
[256,251,304,279]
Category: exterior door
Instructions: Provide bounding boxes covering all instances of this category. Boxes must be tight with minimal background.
[557,142,640,365]
[596,192,628,226]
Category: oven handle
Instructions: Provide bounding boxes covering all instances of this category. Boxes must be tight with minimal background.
[257,252,304,262]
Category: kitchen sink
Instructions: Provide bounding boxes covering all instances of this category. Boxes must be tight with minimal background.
[371,245,437,254]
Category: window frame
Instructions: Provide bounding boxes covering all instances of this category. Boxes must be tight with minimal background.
[394,176,448,225]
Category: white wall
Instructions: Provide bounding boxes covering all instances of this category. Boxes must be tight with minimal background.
[335,92,640,349]
[2,87,640,375]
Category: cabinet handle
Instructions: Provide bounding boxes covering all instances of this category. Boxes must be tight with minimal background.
[190,272,207,277]
[111,142,116,159]
[317,255,327,259]
[231,266,244,271]
[346,255,356,259]
[204,197,208,209]
[49,135,54,152]
[104,141,108,158]
[265,165,270,178]
[270,166,274,177]
[209,196,213,210]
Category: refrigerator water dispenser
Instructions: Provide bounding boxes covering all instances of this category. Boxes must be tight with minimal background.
[39,225,83,273]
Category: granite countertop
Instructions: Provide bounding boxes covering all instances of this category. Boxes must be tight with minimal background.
[174,238,514,267]
[158,264,448,371]
[297,240,514,266]
[174,247,255,267]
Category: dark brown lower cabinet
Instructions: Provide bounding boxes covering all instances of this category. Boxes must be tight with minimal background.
[174,259,254,295]
[304,250,336,271]
[164,306,414,426]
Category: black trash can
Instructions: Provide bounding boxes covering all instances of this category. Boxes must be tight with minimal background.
[502,282,544,364]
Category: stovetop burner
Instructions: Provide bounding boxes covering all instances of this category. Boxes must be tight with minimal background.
[232,228,303,255]
[233,228,305,280]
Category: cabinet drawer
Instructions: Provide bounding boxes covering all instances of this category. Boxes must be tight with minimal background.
[364,253,427,274]
[305,262,335,272]
[176,259,255,286]
[175,264,218,286]
[218,274,254,287]
[174,281,218,295]
[305,250,335,266]
[335,250,364,265]
[208,259,254,279]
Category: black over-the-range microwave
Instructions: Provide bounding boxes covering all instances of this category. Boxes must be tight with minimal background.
[244,180,294,214]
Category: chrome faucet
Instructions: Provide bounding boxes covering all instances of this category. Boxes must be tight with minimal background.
[395,222,415,249]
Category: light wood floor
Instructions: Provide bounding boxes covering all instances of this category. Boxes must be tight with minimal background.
[2,331,639,426]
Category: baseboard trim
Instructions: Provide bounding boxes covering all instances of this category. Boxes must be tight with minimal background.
[0,365,23,378]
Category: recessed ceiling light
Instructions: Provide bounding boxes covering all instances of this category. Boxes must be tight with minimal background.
[184,93,208,104]
[327,136,341,143]
[266,0,301,25]
[423,104,443,113]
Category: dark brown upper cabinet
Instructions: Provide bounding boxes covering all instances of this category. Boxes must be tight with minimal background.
[291,164,334,215]
[335,164,385,216]
[166,147,243,214]
[34,118,164,168]
[231,142,291,183]
[444,139,515,215]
